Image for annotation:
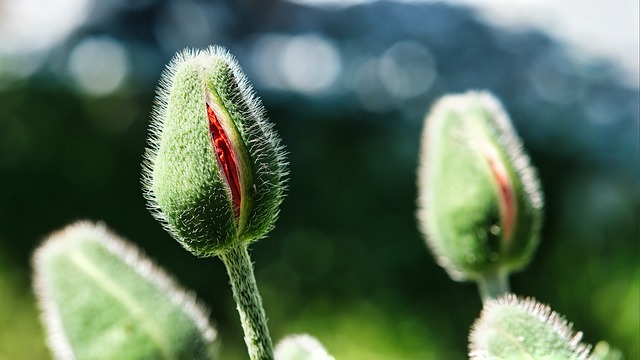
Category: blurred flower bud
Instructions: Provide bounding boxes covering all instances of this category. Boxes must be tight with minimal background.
[417,91,543,283]
[275,334,334,360]
[591,341,624,360]
[143,46,287,257]
[32,221,218,360]
[469,294,592,359]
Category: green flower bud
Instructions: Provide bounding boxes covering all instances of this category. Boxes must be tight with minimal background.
[469,294,592,359]
[32,221,218,360]
[143,46,287,257]
[417,91,543,283]
[275,334,334,360]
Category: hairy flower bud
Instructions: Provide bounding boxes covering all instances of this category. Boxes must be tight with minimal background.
[417,91,543,282]
[143,46,287,257]
[32,221,218,360]
[469,294,592,359]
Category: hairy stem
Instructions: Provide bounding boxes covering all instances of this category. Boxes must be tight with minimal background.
[477,269,510,302]
[220,244,274,360]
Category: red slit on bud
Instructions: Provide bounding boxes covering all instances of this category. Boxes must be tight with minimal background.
[207,103,241,219]
[485,152,517,243]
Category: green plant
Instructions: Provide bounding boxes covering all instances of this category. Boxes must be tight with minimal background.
[30,48,621,360]
[416,91,543,301]
[32,46,331,360]
[142,46,288,360]
[416,91,622,359]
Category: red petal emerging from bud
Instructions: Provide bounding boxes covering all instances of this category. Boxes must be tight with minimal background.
[483,148,517,243]
[207,102,241,218]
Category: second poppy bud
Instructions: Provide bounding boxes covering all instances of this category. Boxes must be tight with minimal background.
[417,91,543,288]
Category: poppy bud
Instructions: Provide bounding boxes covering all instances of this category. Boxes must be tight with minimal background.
[143,46,287,257]
[32,221,218,360]
[469,294,592,359]
[417,91,543,287]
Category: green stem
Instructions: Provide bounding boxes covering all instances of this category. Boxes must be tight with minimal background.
[220,244,274,360]
[477,269,510,302]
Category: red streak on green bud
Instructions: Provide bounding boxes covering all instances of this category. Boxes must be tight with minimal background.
[485,151,517,243]
[207,103,241,219]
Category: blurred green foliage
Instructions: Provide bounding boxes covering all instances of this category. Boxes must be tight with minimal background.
[0,251,49,359]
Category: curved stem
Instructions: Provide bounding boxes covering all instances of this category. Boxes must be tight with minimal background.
[219,244,274,360]
[477,269,510,302]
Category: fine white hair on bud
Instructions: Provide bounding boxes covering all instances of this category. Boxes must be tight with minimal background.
[469,294,592,360]
[142,46,288,257]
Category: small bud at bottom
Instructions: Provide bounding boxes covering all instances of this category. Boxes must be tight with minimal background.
[469,294,592,360]
[32,221,217,360]
[275,334,334,360]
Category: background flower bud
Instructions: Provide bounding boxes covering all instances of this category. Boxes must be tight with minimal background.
[143,46,287,257]
[469,294,592,359]
[275,334,334,360]
[417,91,543,282]
[32,221,218,360]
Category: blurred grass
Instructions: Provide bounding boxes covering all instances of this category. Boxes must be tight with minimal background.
[0,252,50,360]
[279,299,446,359]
